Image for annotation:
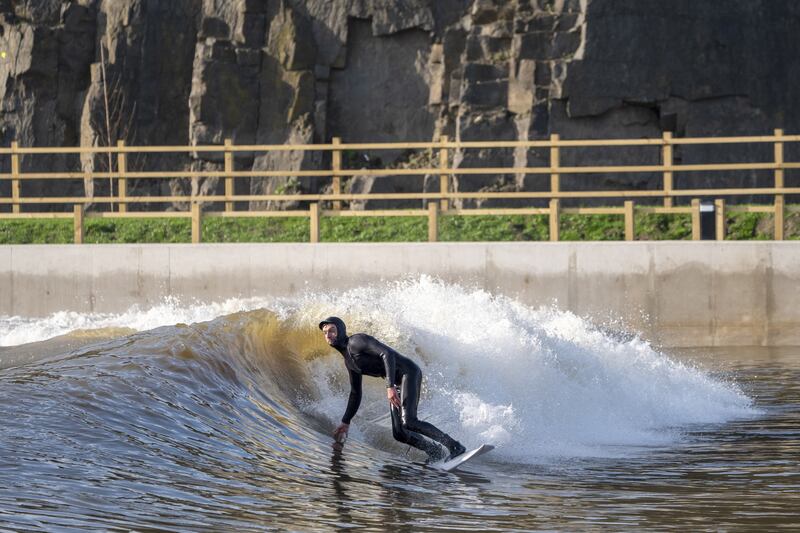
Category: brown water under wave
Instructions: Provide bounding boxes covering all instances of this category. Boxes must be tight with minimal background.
[0,309,369,529]
[1,308,798,531]
[0,328,137,371]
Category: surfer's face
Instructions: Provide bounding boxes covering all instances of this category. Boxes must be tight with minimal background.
[322,324,338,345]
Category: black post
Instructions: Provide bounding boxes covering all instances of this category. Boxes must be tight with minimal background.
[700,201,716,240]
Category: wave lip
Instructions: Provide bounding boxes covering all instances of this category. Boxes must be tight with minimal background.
[0,296,274,348]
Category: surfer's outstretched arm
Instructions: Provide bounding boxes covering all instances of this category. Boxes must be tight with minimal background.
[342,369,362,424]
[334,370,362,444]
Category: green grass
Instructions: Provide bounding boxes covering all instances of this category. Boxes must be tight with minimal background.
[635,214,693,240]
[725,212,772,240]
[441,215,549,241]
[321,216,427,242]
[86,218,191,243]
[0,219,74,244]
[789,211,800,240]
[203,217,309,242]
[0,208,797,244]
[561,214,624,241]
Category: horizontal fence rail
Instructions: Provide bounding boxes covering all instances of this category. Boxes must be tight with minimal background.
[0,130,797,243]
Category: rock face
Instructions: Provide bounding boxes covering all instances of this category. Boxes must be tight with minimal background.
[0,0,798,211]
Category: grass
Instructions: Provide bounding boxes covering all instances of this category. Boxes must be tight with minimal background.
[203,217,309,243]
[725,212,772,240]
[634,213,692,240]
[0,208,797,244]
[441,215,548,241]
[321,217,427,242]
[0,219,74,244]
[88,218,192,243]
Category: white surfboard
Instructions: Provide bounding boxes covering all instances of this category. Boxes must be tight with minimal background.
[431,443,494,472]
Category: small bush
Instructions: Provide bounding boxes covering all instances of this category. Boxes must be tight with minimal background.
[635,214,692,240]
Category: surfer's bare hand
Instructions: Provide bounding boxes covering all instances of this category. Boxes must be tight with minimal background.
[333,423,349,444]
[387,386,401,409]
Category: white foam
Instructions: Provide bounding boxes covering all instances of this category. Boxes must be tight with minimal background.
[0,296,273,347]
[291,276,758,460]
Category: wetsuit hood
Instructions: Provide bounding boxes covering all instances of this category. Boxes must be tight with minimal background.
[319,316,348,348]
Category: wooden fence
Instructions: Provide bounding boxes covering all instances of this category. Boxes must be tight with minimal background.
[0,130,798,243]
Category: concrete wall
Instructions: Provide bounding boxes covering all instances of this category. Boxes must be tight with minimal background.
[1,242,798,347]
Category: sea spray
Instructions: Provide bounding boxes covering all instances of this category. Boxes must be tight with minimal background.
[290,276,757,460]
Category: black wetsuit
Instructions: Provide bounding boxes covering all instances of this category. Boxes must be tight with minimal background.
[319,316,463,460]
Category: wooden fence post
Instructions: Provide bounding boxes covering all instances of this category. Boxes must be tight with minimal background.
[715,199,726,241]
[663,131,673,208]
[224,138,234,212]
[332,137,342,210]
[11,141,20,214]
[427,202,439,242]
[550,134,561,242]
[774,128,784,240]
[624,200,635,241]
[439,135,449,211]
[309,202,320,243]
[117,140,127,214]
[549,199,560,241]
[74,204,84,244]
[691,199,701,240]
[191,202,201,244]
[550,134,560,194]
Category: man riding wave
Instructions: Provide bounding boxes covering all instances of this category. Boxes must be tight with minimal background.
[319,316,466,462]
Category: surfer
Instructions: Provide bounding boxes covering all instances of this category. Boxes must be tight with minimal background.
[319,316,466,463]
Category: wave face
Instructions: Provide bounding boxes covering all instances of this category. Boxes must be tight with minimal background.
[0,277,758,529]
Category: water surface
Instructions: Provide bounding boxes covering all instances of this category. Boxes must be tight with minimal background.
[1,279,796,531]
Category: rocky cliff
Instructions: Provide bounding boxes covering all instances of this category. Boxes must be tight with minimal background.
[1,0,798,210]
